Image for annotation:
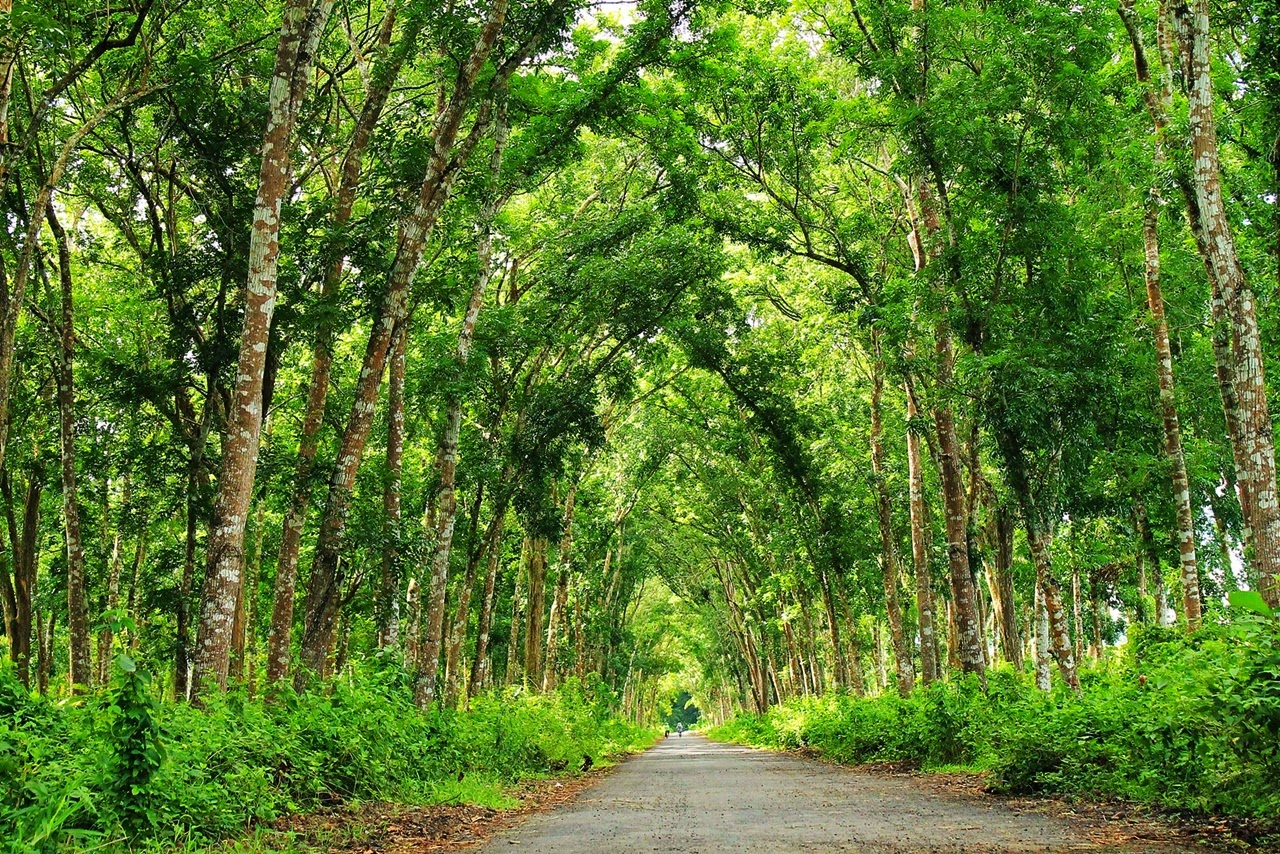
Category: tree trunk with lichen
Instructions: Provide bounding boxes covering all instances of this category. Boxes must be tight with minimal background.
[191,0,335,701]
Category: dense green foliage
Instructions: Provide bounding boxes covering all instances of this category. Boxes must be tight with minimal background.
[712,613,1280,823]
[0,660,652,851]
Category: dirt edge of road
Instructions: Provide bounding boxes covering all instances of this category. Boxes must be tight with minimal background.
[267,757,631,853]
[267,738,1271,852]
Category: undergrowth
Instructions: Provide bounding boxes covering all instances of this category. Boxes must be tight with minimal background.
[711,613,1280,826]
[0,656,654,852]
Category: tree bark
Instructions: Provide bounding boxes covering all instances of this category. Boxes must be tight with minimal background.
[933,346,986,683]
[47,204,90,692]
[468,494,509,701]
[985,503,1022,668]
[543,483,577,691]
[1,466,40,686]
[415,95,509,705]
[906,387,939,683]
[301,0,510,684]
[1026,523,1081,692]
[522,536,548,687]
[192,0,336,701]
[870,334,914,696]
[1033,584,1052,691]
[378,323,407,650]
[267,4,413,686]
[1172,0,1280,605]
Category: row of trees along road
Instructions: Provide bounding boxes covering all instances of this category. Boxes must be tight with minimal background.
[0,0,1277,713]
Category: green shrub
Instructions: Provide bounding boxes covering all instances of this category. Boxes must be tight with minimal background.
[0,659,654,851]
[711,614,1280,823]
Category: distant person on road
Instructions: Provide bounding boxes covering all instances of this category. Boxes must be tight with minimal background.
[676,722,685,737]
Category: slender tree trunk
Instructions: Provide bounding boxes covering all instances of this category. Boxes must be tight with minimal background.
[1034,585,1052,691]
[523,537,548,688]
[906,388,938,684]
[378,324,407,650]
[506,536,529,684]
[986,503,1022,667]
[543,483,576,691]
[1026,523,1081,692]
[870,335,914,696]
[1,467,40,686]
[36,609,54,695]
[1071,563,1084,665]
[934,352,985,683]
[444,489,485,705]
[47,205,90,692]
[415,100,508,704]
[192,0,336,701]
[301,0,511,685]
[266,8,411,684]
[1135,497,1172,625]
[1143,208,1202,627]
[468,496,509,701]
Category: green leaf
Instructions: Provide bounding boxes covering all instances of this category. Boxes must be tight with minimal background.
[1228,590,1274,619]
[117,654,137,673]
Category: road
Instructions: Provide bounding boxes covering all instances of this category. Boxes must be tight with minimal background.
[478,734,1191,852]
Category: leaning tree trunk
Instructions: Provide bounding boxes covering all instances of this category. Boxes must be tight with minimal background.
[415,96,508,706]
[2,467,41,686]
[192,0,336,701]
[301,1,509,683]
[870,335,914,696]
[1172,0,1280,605]
[1140,206,1202,628]
[266,5,412,686]
[1120,2,1203,628]
[48,204,90,692]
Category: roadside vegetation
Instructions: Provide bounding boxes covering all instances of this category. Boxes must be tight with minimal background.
[712,612,1280,829]
[1,658,653,852]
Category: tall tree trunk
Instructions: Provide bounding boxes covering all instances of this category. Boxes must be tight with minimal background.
[192,0,336,701]
[175,463,200,700]
[522,537,548,688]
[906,387,939,684]
[1026,523,1081,692]
[47,204,90,692]
[985,503,1022,667]
[1033,584,1052,691]
[1139,206,1203,628]
[415,98,508,705]
[301,0,511,685]
[933,351,986,683]
[444,488,485,706]
[1135,497,1172,625]
[870,334,914,696]
[543,483,576,691]
[378,324,407,650]
[468,495,509,701]
[1,466,40,686]
[268,6,414,684]
[1171,0,1280,605]
[506,536,529,684]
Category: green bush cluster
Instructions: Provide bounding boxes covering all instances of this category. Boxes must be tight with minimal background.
[0,658,654,852]
[711,614,1280,822]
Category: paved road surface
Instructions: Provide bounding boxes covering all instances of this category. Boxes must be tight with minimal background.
[478,734,1186,852]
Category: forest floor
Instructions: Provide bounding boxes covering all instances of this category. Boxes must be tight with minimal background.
[263,735,1258,852]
